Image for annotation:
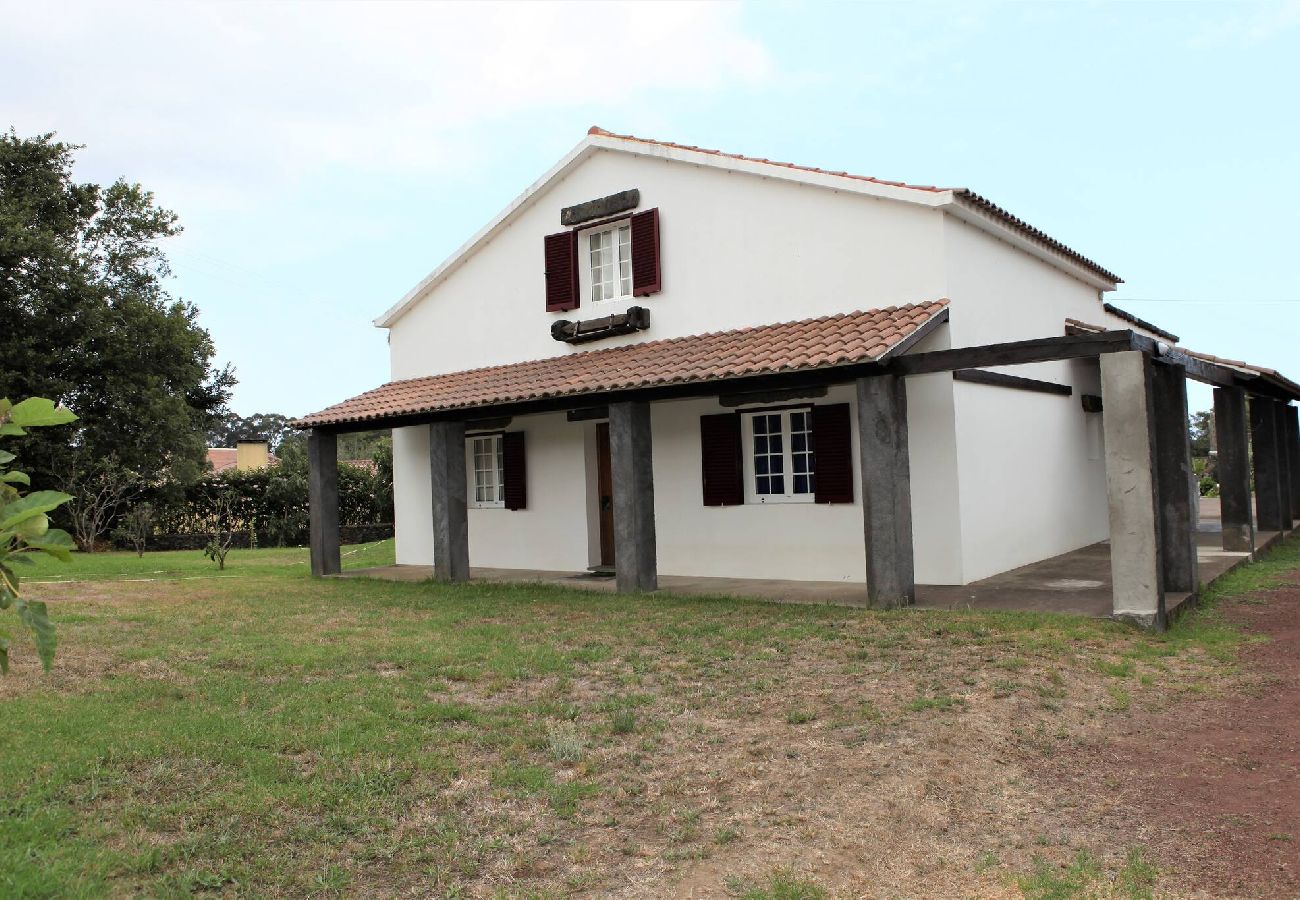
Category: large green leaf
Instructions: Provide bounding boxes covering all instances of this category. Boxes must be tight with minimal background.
[13,512,49,540]
[0,423,25,437]
[0,491,73,530]
[7,398,77,428]
[17,599,56,672]
[0,449,15,465]
[1,471,30,486]
[26,529,75,562]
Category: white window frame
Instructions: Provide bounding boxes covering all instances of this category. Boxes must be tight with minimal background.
[466,433,505,509]
[577,218,633,305]
[741,407,816,504]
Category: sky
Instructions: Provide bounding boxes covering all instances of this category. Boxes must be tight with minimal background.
[6,0,1299,417]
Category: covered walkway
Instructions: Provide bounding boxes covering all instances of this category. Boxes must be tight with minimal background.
[342,500,1290,619]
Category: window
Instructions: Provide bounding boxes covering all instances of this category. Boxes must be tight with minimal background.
[581,220,632,303]
[468,434,504,508]
[742,409,815,503]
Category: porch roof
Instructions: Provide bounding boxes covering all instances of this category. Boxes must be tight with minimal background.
[1064,318,1300,398]
[295,300,949,429]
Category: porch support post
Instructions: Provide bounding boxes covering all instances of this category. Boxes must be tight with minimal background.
[1213,387,1255,553]
[429,421,470,582]
[1151,363,1198,594]
[1100,350,1165,629]
[1276,403,1295,531]
[307,429,341,577]
[856,375,914,608]
[1251,398,1286,533]
[608,400,657,593]
[1287,405,1300,522]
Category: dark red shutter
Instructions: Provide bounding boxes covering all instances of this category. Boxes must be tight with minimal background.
[700,413,743,506]
[544,231,579,311]
[812,404,853,504]
[502,431,527,510]
[630,208,661,297]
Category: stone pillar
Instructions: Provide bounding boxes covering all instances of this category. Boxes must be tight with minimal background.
[1100,351,1165,629]
[1251,398,1286,533]
[608,400,657,593]
[429,421,469,582]
[307,429,341,577]
[1276,403,1295,531]
[1287,405,1300,522]
[1213,387,1255,553]
[856,375,915,608]
[1151,363,1198,594]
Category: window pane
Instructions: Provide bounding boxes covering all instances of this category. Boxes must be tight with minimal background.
[770,475,785,494]
[794,474,808,494]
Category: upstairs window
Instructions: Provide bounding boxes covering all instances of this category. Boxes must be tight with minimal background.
[743,409,816,503]
[583,221,632,303]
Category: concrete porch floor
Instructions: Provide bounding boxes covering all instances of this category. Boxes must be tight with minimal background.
[341,499,1287,619]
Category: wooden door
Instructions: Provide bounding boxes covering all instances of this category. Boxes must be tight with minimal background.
[596,422,615,566]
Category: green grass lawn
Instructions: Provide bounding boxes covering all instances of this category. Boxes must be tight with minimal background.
[18,539,397,582]
[1,538,1295,898]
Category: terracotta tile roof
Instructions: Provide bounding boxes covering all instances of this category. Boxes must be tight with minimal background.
[206,447,239,473]
[589,127,1121,285]
[296,301,949,429]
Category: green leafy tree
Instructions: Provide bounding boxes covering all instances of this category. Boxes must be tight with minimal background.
[207,412,294,452]
[0,130,234,494]
[0,398,78,674]
[1189,410,1213,457]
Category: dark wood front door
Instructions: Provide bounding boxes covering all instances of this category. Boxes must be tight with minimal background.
[596,422,615,567]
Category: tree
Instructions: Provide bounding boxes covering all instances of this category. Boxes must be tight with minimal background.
[1189,410,1214,458]
[203,492,238,570]
[59,457,140,551]
[207,412,295,452]
[112,502,154,557]
[0,130,234,495]
[0,398,78,674]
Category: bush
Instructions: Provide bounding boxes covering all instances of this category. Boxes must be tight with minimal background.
[147,458,389,547]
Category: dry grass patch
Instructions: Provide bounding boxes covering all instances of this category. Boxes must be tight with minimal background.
[1,545,1279,897]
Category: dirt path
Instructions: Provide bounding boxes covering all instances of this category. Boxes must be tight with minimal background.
[1053,585,1300,897]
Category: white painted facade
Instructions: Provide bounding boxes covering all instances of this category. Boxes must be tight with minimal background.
[384,133,1147,585]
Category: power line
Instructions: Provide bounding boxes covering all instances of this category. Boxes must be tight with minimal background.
[1111,297,1300,304]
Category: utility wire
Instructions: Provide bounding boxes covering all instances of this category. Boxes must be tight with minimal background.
[1111,298,1300,304]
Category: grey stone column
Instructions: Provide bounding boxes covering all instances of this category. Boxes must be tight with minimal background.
[1275,403,1295,531]
[307,429,341,577]
[1151,363,1198,594]
[1287,405,1300,521]
[608,401,657,593]
[1251,398,1286,533]
[856,375,914,609]
[1213,387,1255,553]
[429,421,470,582]
[1100,351,1165,629]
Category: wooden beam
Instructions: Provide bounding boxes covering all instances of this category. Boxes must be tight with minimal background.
[1275,402,1295,531]
[1152,363,1198,594]
[429,421,469,582]
[1213,387,1255,553]
[307,430,341,577]
[608,401,657,593]
[888,330,1139,377]
[1251,398,1287,532]
[1287,405,1300,521]
[952,368,1072,397]
[856,375,914,608]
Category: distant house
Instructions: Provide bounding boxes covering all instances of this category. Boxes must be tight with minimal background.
[295,127,1300,628]
[207,440,278,473]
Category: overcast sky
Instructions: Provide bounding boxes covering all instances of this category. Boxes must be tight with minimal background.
[7,0,1298,416]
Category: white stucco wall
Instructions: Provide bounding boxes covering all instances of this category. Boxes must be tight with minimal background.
[393,377,963,584]
[942,217,1112,582]
[387,149,947,381]
[386,147,1129,586]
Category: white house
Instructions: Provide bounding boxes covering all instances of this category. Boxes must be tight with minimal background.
[297,127,1300,628]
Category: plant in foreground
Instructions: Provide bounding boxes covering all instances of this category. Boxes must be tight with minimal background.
[0,398,78,673]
